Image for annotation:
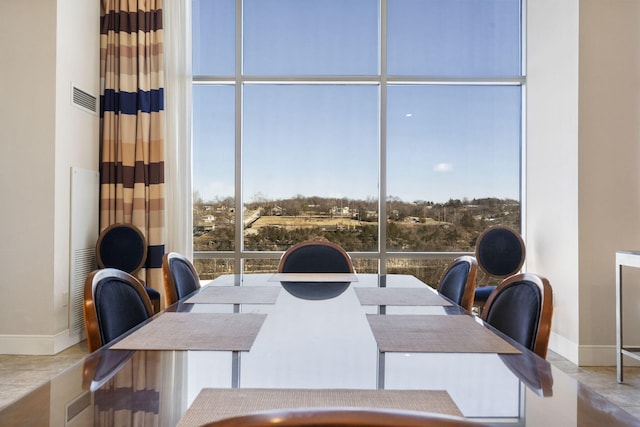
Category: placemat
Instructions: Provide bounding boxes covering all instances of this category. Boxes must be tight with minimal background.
[366,314,520,354]
[110,312,267,351]
[184,286,281,304]
[177,388,462,427]
[354,287,453,306]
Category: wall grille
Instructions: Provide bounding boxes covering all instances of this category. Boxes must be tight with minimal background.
[71,85,97,114]
[69,168,99,337]
[70,248,96,335]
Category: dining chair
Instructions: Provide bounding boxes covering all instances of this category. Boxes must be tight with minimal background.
[202,407,487,426]
[162,252,201,306]
[278,241,355,300]
[437,256,478,312]
[473,225,526,313]
[278,240,355,273]
[481,273,553,359]
[96,223,161,313]
[83,268,155,352]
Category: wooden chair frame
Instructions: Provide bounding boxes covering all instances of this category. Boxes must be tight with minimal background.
[203,407,485,427]
[278,240,355,273]
[437,255,478,312]
[481,273,553,359]
[162,252,201,306]
[83,268,154,352]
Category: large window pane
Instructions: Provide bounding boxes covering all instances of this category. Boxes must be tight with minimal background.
[387,0,521,76]
[193,85,236,251]
[192,0,524,273]
[243,0,379,75]
[193,0,235,75]
[386,85,521,251]
[242,85,379,252]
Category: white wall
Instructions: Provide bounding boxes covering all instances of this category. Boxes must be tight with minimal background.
[577,0,640,364]
[526,0,581,363]
[527,0,640,365]
[0,0,99,354]
[53,0,101,352]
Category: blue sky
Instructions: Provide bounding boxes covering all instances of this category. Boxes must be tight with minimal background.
[192,0,522,204]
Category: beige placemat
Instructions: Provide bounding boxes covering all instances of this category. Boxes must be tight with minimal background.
[354,287,453,306]
[367,314,520,354]
[184,286,281,304]
[177,388,462,427]
[110,313,267,351]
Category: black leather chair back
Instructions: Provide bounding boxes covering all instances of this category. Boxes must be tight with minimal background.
[279,241,354,273]
[94,275,152,345]
[168,256,200,300]
[475,226,525,279]
[96,224,147,273]
[84,268,154,352]
[483,279,541,351]
[438,258,474,310]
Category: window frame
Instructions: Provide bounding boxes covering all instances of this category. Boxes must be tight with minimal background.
[191,0,526,276]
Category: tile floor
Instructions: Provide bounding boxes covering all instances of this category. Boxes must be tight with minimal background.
[546,351,640,419]
[0,341,88,410]
[0,343,639,421]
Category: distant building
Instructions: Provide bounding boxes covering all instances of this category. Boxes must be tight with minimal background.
[271,206,285,216]
[331,206,350,216]
[201,214,215,223]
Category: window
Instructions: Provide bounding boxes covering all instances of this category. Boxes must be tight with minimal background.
[192,0,524,285]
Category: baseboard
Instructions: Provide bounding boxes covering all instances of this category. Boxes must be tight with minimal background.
[550,332,640,367]
[578,344,616,366]
[549,331,579,364]
[0,330,83,355]
[578,344,640,367]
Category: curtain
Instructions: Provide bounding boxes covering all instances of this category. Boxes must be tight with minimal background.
[99,0,165,295]
[163,0,193,258]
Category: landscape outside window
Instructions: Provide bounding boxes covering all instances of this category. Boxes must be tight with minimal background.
[192,0,523,285]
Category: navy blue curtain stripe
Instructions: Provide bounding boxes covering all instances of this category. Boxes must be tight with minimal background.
[101,89,165,117]
[146,245,165,269]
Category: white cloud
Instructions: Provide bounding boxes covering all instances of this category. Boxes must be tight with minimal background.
[433,163,453,173]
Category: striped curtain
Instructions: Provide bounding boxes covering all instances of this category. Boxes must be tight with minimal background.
[99,0,165,297]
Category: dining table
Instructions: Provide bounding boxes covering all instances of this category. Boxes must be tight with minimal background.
[0,273,638,427]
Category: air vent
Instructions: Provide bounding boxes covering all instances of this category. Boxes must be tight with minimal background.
[69,168,99,337]
[71,85,98,114]
[70,247,96,335]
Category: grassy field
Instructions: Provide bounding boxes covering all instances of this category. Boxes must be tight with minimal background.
[245,214,448,234]
[246,215,366,234]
